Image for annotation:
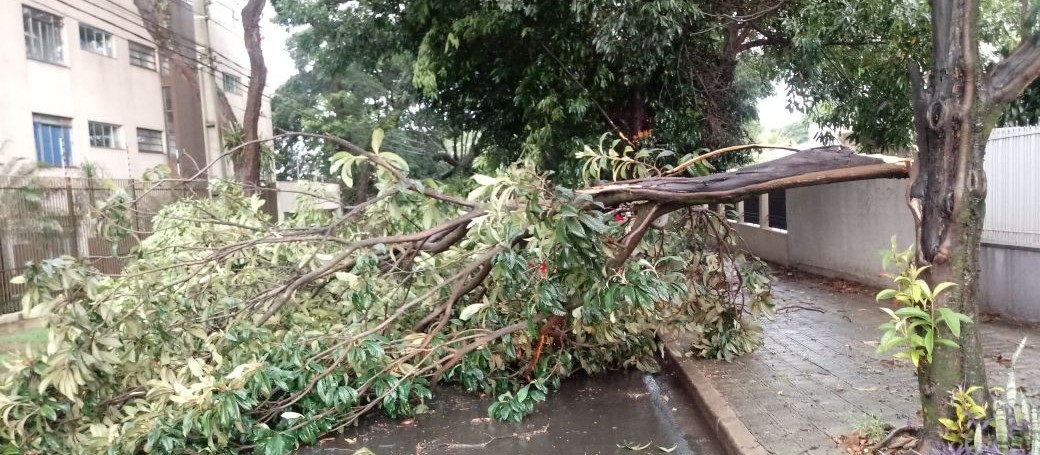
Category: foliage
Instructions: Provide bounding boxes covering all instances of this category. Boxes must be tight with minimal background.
[223,123,277,182]
[938,338,1039,454]
[768,0,1027,152]
[875,240,972,367]
[855,413,891,444]
[271,0,786,182]
[0,136,773,453]
[271,1,476,184]
[939,385,987,446]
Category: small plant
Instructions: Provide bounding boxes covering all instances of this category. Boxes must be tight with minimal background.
[990,337,1037,454]
[939,385,987,446]
[855,413,891,443]
[875,240,972,367]
[941,338,1038,454]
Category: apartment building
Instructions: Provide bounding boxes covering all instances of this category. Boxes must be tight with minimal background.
[0,0,273,180]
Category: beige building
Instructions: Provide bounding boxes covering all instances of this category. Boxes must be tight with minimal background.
[1,0,273,180]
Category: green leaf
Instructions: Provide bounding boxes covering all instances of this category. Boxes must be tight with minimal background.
[894,306,930,320]
[472,174,497,186]
[459,302,487,321]
[876,289,898,301]
[931,282,957,298]
[938,307,963,338]
[371,128,384,153]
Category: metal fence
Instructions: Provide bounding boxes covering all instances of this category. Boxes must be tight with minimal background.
[0,176,210,314]
[983,126,1040,248]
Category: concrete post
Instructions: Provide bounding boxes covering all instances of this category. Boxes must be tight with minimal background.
[759,193,770,228]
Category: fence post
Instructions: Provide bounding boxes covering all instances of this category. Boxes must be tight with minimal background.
[128,179,141,236]
[65,177,81,258]
[736,201,745,223]
[759,193,770,229]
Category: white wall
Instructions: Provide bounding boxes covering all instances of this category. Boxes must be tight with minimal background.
[786,179,916,288]
[1,1,168,179]
[275,181,342,220]
[734,177,1040,324]
[206,0,275,139]
[1,0,272,180]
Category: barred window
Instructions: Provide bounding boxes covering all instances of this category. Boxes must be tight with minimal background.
[79,24,113,56]
[137,128,163,153]
[88,121,121,148]
[32,114,72,167]
[128,41,155,70]
[23,6,63,64]
[222,72,241,94]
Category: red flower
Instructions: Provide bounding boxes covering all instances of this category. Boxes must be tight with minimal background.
[538,262,548,275]
[614,213,624,223]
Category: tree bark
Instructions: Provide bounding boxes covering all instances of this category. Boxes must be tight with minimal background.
[238,0,268,192]
[909,0,1040,446]
[581,146,908,206]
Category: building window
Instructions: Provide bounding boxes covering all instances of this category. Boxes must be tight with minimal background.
[23,6,64,64]
[88,121,121,148]
[162,87,178,154]
[160,56,170,76]
[32,114,72,167]
[79,24,113,56]
[137,128,163,153]
[222,72,241,94]
[128,41,156,69]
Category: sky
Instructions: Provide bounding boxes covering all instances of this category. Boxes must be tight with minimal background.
[757,82,800,131]
[260,4,297,91]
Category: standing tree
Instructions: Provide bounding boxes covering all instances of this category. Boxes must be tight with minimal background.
[906,0,1040,445]
[238,0,268,191]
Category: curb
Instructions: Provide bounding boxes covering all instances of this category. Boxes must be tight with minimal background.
[0,313,43,337]
[663,342,770,455]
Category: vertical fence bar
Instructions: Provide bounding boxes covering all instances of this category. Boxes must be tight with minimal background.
[65,177,80,258]
[128,179,141,237]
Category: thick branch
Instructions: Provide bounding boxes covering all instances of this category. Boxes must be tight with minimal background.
[582,146,910,207]
[986,32,1040,107]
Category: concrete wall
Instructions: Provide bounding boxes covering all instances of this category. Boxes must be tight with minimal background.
[732,178,1040,324]
[275,181,342,221]
[980,244,1040,324]
[1,1,168,179]
[731,223,789,266]
[207,1,274,140]
[1,0,272,179]
[786,179,915,288]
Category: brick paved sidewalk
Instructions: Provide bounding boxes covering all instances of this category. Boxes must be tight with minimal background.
[675,270,1040,455]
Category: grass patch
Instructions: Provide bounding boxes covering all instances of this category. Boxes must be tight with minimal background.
[0,327,48,365]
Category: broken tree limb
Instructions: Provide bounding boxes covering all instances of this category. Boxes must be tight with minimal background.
[581,145,910,207]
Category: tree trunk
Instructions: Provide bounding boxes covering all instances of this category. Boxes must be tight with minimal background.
[909,0,1040,445]
[238,0,268,192]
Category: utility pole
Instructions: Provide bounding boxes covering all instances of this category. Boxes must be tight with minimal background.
[193,0,229,179]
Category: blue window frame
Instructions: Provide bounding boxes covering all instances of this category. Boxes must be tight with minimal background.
[32,114,71,167]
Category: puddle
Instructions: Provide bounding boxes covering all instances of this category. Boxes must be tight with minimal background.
[298,369,723,455]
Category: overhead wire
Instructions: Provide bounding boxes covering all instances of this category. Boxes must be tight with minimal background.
[23,0,306,138]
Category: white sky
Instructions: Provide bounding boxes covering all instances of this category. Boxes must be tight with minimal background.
[757,82,800,131]
[261,4,297,91]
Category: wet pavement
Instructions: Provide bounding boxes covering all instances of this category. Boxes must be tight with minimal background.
[299,370,724,455]
[678,270,1040,454]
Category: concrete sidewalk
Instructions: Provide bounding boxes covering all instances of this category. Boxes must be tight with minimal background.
[671,270,1040,455]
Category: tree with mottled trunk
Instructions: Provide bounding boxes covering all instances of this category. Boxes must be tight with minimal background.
[909,0,1040,446]
[238,0,268,192]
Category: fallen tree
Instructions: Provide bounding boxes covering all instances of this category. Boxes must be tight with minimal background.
[0,138,907,454]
